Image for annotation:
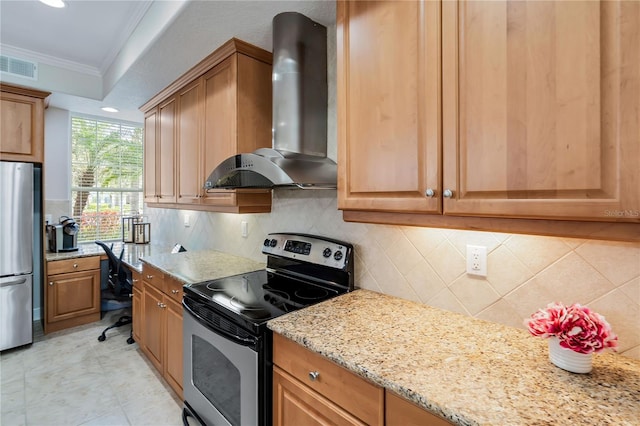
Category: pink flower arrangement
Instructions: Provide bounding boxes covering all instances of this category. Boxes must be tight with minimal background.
[525,302,618,354]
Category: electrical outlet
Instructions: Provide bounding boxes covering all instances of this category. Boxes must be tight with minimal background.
[241,220,248,238]
[466,245,487,277]
[184,214,190,227]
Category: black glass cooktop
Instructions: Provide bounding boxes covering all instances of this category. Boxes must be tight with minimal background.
[184,269,342,328]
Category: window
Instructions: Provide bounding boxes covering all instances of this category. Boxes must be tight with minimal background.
[71,116,144,243]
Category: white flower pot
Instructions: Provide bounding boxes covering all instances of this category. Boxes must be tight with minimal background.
[548,336,593,373]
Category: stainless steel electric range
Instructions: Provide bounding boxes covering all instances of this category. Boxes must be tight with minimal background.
[182,233,354,426]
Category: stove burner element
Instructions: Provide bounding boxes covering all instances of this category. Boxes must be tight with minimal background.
[206,276,247,291]
[294,287,329,300]
[229,297,263,311]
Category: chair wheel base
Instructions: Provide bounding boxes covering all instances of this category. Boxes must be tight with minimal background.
[126,337,135,344]
[98,334,106,342]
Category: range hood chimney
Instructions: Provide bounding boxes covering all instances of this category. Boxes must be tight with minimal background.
[204,12,336,190]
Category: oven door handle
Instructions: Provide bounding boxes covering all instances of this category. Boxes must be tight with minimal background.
[183,300,258,347]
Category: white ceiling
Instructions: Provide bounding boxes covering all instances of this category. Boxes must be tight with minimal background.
[0,0,336,123]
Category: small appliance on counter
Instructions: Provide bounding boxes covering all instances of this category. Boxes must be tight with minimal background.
[46,216,79,252]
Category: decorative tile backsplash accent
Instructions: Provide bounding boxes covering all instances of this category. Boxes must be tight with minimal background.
[145,190,640,359]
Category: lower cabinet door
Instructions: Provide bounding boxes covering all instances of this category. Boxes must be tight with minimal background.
[273,367,366,426]
[164,297,183,398]
[142,284,164,372]
[132,286,142,344]
[46,270,100,323]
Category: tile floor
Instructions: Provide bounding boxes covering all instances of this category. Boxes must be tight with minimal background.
[0,311,183,426]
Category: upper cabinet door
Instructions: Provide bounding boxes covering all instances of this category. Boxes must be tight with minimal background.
[143,109,158,203]
[201,56,238,207]
[0,85,49,163]
[177,79,203,204]
[337,0,442,213]
[442,0,640,221]
[158,97,176,203]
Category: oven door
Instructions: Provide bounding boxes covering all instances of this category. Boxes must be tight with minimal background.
[183,303,259,426]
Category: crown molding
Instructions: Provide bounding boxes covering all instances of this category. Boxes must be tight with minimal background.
[0,44,101,77]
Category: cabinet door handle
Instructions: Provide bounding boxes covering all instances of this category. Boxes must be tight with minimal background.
[171,289,179,294]
[146,275,153,279]
[443,189,453,198]
[132,279,139,283]
[159,303,166,309]
[308,371,320,381]
[73,263,78,268]
[48,281,54,286]
[424,188,435,198]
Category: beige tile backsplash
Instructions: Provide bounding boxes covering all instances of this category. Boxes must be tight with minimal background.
[145,190,639,358]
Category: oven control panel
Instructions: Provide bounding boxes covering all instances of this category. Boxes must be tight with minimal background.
[262,233,352,270]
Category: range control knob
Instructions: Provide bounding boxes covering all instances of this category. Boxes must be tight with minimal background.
[269,239,278,247]
[322,248,332,258]
[333,250,343,261]
[263,239,271,247]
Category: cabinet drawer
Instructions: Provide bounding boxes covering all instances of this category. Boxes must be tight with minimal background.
[47,256,100,275]
[142,264,165,292]
[273,333,384,426]
[165,275,184,303]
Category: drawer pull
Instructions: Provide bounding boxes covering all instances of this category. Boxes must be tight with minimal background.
[159,303,166,309]
[48,281,54,286]
[171,289,179,294]
[146,275,154,279]
[132,279,139,283]
[308,371,320,381]
[73,263,78,268]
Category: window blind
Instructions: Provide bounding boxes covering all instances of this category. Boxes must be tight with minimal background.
[70,116,144,243]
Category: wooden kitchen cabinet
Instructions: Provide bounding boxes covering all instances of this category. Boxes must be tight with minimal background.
[0,83,49,163]
[176,79,203,205]
[273,333,453,426]
[199,49,272,212]
[144,97,177,204]
[142,38,272,213]
[272,333,384,426]
[45,256,101,333]
[386,391,452,426]
[139,263,183,398]
[131,269,142,344]
[337,0,441,214]
[338,0,640,238]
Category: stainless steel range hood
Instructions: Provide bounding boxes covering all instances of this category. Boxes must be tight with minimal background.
[204,12,336,190]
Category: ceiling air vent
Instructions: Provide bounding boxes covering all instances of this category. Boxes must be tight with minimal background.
[0,55,38,80]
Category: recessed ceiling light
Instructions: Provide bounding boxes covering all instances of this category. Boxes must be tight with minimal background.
[101,107,119,113]
[39,0,66,8]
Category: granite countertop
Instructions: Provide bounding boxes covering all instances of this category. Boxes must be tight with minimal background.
[46,242,166,272]
[140,250,265,284]
[268,289,640,426]
[46,242,264,285]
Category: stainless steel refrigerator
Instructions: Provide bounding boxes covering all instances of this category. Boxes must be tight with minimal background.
[0,161,37,351]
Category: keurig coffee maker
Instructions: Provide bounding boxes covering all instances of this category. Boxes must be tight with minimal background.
[47,216,79,252]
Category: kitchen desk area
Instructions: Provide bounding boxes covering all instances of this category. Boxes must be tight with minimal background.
[268,290,640,426]
[45,242,264,399]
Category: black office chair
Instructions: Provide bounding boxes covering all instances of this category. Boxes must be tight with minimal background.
[95,241,135,344]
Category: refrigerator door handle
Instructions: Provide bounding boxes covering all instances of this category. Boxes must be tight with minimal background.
[0,277,28,287]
